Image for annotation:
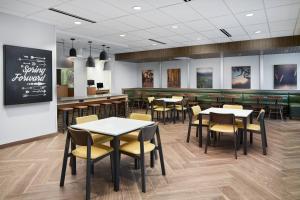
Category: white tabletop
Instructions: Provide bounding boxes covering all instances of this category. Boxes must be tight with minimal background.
[71,117,155,136]
[156,98,182,103]
[200,107,253,118]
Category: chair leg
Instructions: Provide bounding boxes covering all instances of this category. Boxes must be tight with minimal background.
[198,126,202,148]
[163,111,166,125]
[186,124,191,143]
[86,145,91,200]
[110,154,114,182]
[205,131,210,154]
[196,127,199,137]
[150,151,154,168]
[234,133,237,159]
[158,145,166,176]
[140,154,146,193]
[91,163,94,175]
[250,132,253,144]
[134,158,139,169]
[261,132,267,155]
[60,133,70,187]
[71,143,76,175]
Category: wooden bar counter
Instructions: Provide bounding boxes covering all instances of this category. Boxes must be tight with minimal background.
[57,94,128,108]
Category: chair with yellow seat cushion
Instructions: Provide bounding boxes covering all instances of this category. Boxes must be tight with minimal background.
[146,96,157,114]
[175,98,188,123]
[120,123,165,193]
[186,105,209,147]
[246,109,267,155]
[76,115,113,144]
[223,104,243,131]
[152,99,172,125]
[60,127,114,200]
[205,112,239,159]
[120,113,152,142]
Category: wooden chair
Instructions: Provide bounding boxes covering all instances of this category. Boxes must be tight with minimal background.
[246,109,267,155]
[76,115,113,144]
[60,127,114,200]
[186,105,209,147]
[175,97,188,123]
[151,99,172,125]
[120,123,166,192]
[250,96,265,116]
[267,96,284,120]
[205,112,239,159]
[146,96,156,114]
[120,113,152,142]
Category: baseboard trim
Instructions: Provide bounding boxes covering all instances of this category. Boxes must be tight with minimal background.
[0,132,60,149]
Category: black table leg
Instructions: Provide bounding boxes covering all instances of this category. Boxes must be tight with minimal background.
[173,103,176,124]
[112,136,120,191]
[243,117,247,155]
[250,113,253,144]
[198,114,203,147]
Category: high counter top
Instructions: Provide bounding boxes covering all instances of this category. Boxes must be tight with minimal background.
[57,93,127,105]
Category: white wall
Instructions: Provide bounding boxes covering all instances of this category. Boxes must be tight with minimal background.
[86,60,111,90]
[73,58,87,96]
[0,13,57,145]
[263,53,300,90]
[136,53,300,90]
[223,55,260,89]
[111,61,138,94]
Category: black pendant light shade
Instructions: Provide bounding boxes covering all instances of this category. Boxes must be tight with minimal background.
[69,38,77,57]
[99,44,108,60]
[86,41,95,67]
[103,47,111,71]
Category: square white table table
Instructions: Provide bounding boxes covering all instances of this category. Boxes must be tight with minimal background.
[156,98,183,123]
[199,108,253,155]
[71,117,155,191]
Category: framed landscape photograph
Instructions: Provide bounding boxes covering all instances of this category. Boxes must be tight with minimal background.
[142,69,154,88]
[232,66,251,89]
[3,45,52,105]
[196,68,213,88]
[167,68,180,88]
[274,64,297,89]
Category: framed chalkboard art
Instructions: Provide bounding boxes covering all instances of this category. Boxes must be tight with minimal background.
[3,45,52,105]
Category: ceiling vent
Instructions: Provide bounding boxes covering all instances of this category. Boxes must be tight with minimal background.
[48,8,96,23]
[148,39,166,45]
[220,29,232,37]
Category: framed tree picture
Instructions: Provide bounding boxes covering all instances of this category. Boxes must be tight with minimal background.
[274,64,297,89]
[197,68,213,88]
[3,45,52,105]
[142,69,154,88]
[167,68,181,88]
[232,66,251,89]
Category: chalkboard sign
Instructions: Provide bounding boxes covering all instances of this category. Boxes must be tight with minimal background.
[3,45,52,105]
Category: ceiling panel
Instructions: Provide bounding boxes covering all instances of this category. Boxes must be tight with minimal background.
[235,10,267,25]
[189,0,231,18]
[244,23,269,35]
[185,19,215,32]
[137,9,178,26]
[164,24,195,35]
[266,4,300,22]
[224,0,264,13]
[269,19,296,32]
[225,26,248,36]
[200,29,228,38]
[0,0,43,17]
[117,15,156,29]
[159,3,202,22]
[264,0,300,8]
[18,0,69,8]
[103,0,154,13]
[209,14,240,28]
[142,0,183,8]
[144,26,177,37]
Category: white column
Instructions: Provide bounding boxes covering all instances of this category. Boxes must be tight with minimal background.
[259,54,264,89]
[74,58,87,96]
[220,52,224,89]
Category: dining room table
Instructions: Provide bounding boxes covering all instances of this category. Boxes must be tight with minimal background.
[156,98,183,124]
[71,117,155,191]
[198,107,253,155]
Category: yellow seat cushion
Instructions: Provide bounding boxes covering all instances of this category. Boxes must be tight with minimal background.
[120,131,139,142]
[191,106,201,116]
[175,105,187,110]
[247,124,261,132]
[192,119,209,126]
[129,113,151,121]
[72,144,113,160]
[210,124,238,133]
[120,141,155,155]
[154,107,171,112]
[236,119,244,129]
[91,133,113,144]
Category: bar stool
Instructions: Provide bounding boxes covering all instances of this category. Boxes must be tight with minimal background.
[88,104,100,115]
[73,105,88,119]
[58,107,73,133]
[100,102,113,118]
[112,100,127,117]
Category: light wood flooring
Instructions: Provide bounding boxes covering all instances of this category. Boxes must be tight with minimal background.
[0,113,299,200]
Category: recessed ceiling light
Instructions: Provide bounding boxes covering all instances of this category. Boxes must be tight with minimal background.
[132,6,141,10]
[246,13,254,17]
[197,38,202,40]
[152,43,157,46]
[172,25,178,29]
[120,34,126,37]
[255,30,261,34]
[74,21,81,25]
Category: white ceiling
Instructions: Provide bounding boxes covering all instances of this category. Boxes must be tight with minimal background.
[0,0,300,54]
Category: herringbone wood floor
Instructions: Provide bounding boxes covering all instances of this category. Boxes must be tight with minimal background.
[0,114,299,200]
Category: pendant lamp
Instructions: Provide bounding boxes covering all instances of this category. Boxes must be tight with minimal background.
[86,41,95,67]
[99,44,108,60]
[103,47,111,71]
[69,38,77,58]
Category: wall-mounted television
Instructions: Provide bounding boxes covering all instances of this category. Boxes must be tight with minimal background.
[97,82,104,89]
[87,79,95,86]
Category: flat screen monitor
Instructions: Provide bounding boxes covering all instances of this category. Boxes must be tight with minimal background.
[97,82,104,89]
[87,80,95,86]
